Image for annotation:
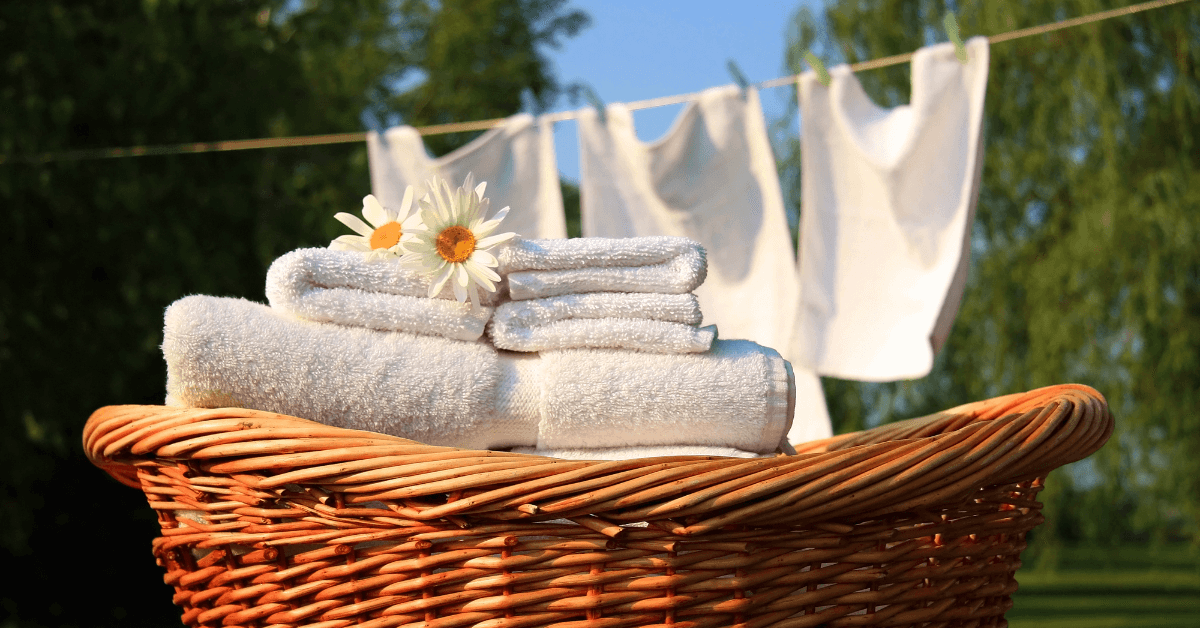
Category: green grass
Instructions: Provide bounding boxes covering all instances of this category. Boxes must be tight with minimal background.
[1006,545,1200,628]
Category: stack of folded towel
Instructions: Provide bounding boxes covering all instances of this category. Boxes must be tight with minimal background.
[265,247,496,342]
[164,235,800,459]
[490,236,716,353]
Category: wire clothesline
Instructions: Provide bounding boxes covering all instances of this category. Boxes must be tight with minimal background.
[4,0,1191,165]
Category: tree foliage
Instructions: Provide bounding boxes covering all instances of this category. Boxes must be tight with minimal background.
[387,0,589,156]
[779,0,1200,551]
[0,1,587,625]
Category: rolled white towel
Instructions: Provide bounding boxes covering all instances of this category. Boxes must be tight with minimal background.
[496,341,794,454]
[266,248,495,341]
[497,236,707,300]
[163,296,793,454]
[163,295,534,449]
[488,292,715,353]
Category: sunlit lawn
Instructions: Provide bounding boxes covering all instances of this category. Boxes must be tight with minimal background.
[1007,545,1200,628]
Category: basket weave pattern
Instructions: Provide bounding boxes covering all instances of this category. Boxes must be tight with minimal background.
[84,384,1111,628]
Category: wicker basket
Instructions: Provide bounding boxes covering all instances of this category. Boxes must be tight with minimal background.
[84,383,1111,628]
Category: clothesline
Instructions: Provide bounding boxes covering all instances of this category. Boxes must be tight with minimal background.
[3,0,1190,165]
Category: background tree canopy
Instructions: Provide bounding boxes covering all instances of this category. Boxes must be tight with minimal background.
[1,0,1197,626]
[0,1,587,625]
[777,0,1200,554]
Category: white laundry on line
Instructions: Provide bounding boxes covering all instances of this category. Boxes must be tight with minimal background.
[792,37,990,382]
[367,114,567,239]
[577,84,831,444]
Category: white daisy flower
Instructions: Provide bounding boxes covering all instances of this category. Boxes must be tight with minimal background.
[329,187,423,260]
[401,173,516,306]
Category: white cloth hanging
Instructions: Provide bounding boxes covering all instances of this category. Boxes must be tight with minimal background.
[578,85,831,444]
[792,37,990,382]
[367,114,567,239]
[578,85,798,353]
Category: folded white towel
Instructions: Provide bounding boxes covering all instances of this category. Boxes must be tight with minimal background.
[488,292,714,353]
[163,295,532,449]
[496,341,794,454]
[497,236,707,300]
[163,296,792,454]
[506,446,775,460]
[265,248,495,341]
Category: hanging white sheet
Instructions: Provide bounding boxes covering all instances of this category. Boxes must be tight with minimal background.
[367,114,567,239]
[793,37,990,382]
[578,85,831,443]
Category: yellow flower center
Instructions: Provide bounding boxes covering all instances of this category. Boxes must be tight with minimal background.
[436,225,476,263]
[369,221,402,250]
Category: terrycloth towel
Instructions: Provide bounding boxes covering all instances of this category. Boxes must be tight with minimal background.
[368,114,567,239]
[488,292,715,353]
[163,295,531,449]
[577,85,799,362]
[507,446,774,460]
[496,341,794,454]
[497,236,706,300]
[792,38,989,381]
[265,248,495,341]
[164,297,794,454]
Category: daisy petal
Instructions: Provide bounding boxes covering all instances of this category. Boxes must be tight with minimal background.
[455,263,470,287]
[362,195,389,228]
[329,236,370,252]
[471,249,497,267]
[452,276,467,302]
[428,262,454,298]
[401,213,425,231]
[476,232,517,249]
[475,180,487,199]
[335,212,375,237]
[474,206,509,236]
[466,256,501,282]
[332,233,371,248]
[474,198,491,226]
[465,260,497,291]
[474,218,503,237]
[397,185,415,221]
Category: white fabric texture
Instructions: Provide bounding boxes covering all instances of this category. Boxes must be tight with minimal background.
[163,296,529,450]
[488,293,714,353]
[792,37,990,381]
[368,114,567,239]
[577,85,798,359]
[507,446,773,460]
[497,236,706,300]
[164,297,792,453]
[497,340,794,454]
[265,248,495,341]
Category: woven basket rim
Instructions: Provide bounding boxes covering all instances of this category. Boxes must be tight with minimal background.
[83,383,1111,536]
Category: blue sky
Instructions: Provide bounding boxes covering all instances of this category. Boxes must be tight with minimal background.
[541,0,825,181]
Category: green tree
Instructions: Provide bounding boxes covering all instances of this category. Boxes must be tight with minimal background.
[388,0,589,156]
[0,1,588,625]
[780,0,1200,552]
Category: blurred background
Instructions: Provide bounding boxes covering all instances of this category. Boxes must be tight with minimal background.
[1,0,1197,626]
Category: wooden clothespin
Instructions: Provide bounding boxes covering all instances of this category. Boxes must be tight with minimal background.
[727,59,751,99]
[580,84,606,123]
[804,50,831,87]
[943,13,968,63]
[573,85,609,125]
